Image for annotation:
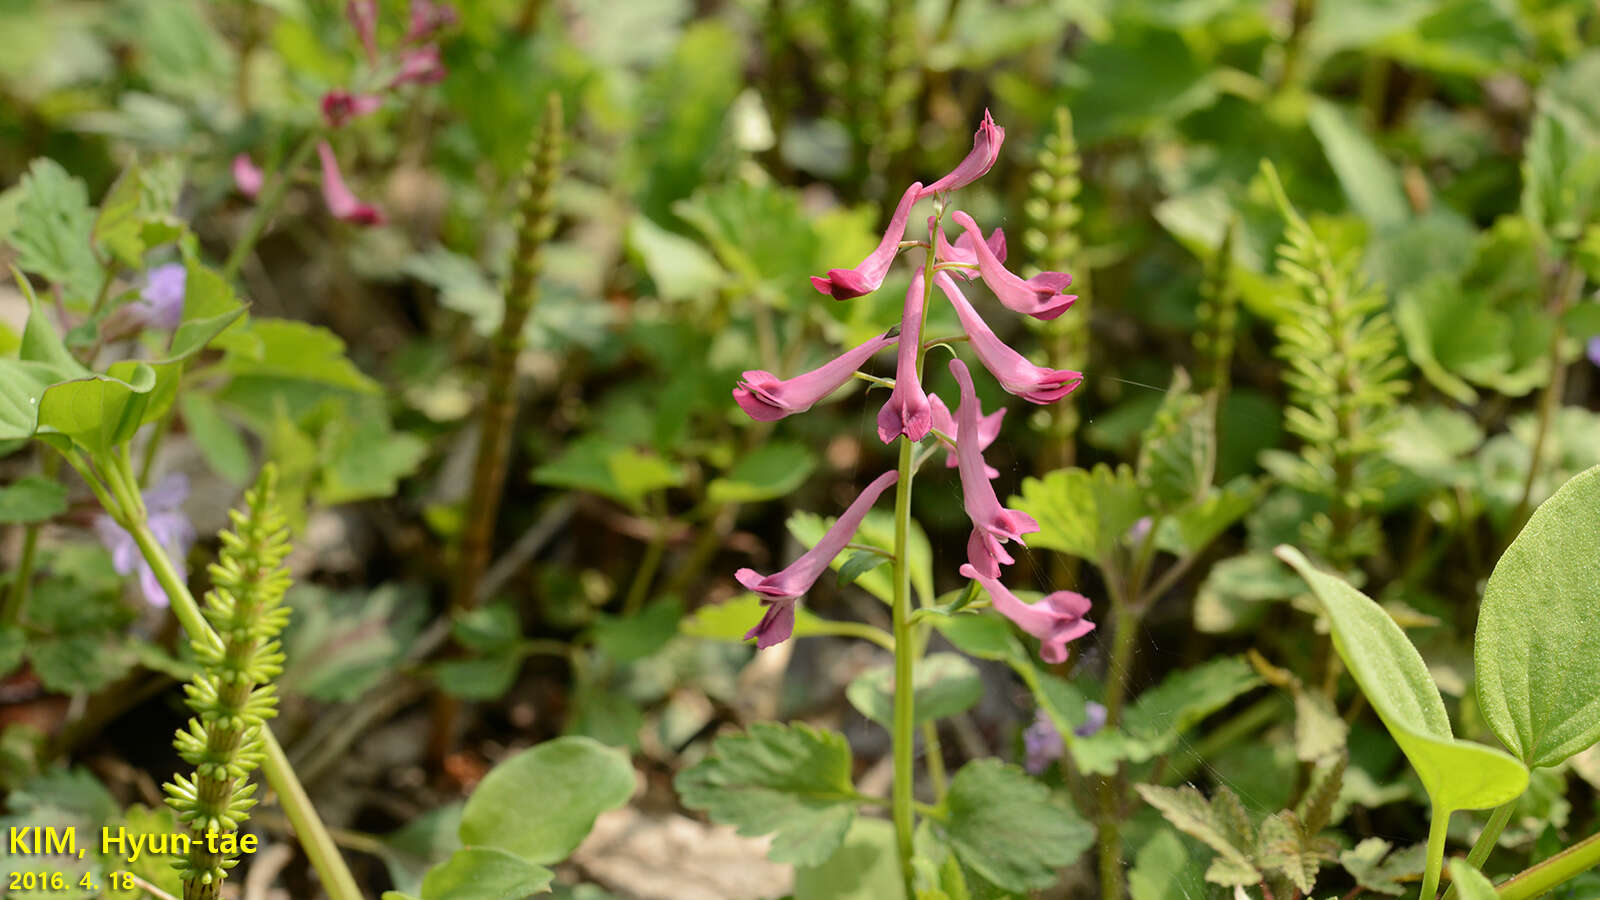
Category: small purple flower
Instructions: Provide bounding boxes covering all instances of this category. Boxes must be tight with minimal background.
[734,330,897,421]
[959,563,1095,663]
[811,182,922,300]
[1076,701,1107,738]
[928,392,1005,478]
[233,154,263,199]
[1125,516,1152,547]
[936,272,1082,404]
[950,358,1039,576]
[318,141,385,225]
[321,89,384,128]
[737,470,900,648]
[951,211,1075,320]
[1588,336,1600,368]
[127,263,187,330]
[93,474,196,609]
[1023,709,1063,774]
[877,271,934,444]
[918,110,1004,199]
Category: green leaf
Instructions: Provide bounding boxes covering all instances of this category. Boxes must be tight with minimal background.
[674,722,857,866]
[167,259,247,360]
[1276,546,1529,813]
[316,412,427,504]
[1012,464,1147,563]
[1128,831,1209,900]
[178,393,251,484]
[707,442,816,504]
[417,847,553,900]
[795,817,905,900]
[1256,810,1337,895]
[846,653,983,730]
[1121,655,1263,753]
[1447,858,1500,900]
[433,654,522,701]
[1477,465,1600,768]
[10,159,100,305]
[280,584,426,702]
[937,759,1094,892]
[589,598,683,663]
[218,318,380,393]
[0,628,27,679]
[1308,99,1409,229]
[1136,368,1212,508]
[1134,784,1259,887]
[0,476,67,524]
[1194,551,1300,634]
[627,214,725,303]
[1340,838,1425,896]
[459,737,634,865]
[837,550,890,588]
[36,361,164,456]
[29,634,133,694]
[1154,476,1265,557]
[532,436,682,512]
[379,804,463,898]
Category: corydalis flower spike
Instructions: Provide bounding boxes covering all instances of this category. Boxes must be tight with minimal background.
[735,329,898,421]
[811,181,922,300]
[877,270,932,443]
[960,563,1094,663]
[346,0,378,61]
[391,45,446,87]
[936,272,1081,404]
[918,109,1004,199]
[321,90,383,128]
[405,0,456,41]
[951,210,1074,320]
[928,393,1004,478]
[737,470,901,648]
[317,142,384,225]
[950,358,1039,576]
[934,219,1006,281]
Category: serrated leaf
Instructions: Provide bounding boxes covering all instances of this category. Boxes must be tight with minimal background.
[1341,838,1425,896]
[0,475,67,524]
[1277,546,1528,813]
[1256,810,1334,895]
[459,737,634,865]
[674,722,858,866]
[589,597,683,663]
[1013,463,1148,563]
[10,159,101,305]
[1293,689,1349,764]
[1134,784,1259,884]
[937,759,1094,892]
[29,634,133,693]
[218,318,380,393]
[1121,656,1264,753]
[707,442,815,504]
[1137,369,1212,508]
[846,653,983,730]
[1155,476,1264,557]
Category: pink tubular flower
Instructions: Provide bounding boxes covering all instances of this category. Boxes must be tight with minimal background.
[950,358,1039,577]
[918,109,1004,199]
[936,272,1082,404]
[734,329,898,421]
[405,0,457,41]
[321,90,384,128]
[346,0,379,61]
[928,392,1005,478]
[738,470,901,648]
[391,45,446,87]
[934,219,1006,282]
[877,271,933,443]
[232,154,263,199]
[951,211,1074,320]
[811,182,922,300]
[960,564,1094,663]
[317,142,384,225]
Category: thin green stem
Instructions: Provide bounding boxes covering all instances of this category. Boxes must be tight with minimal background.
[1497,826,1600,900]
[223,132,321,281]
[922,721,947,803]
[1,454,54,626]
[1439,801,1515,900]
[1507,263,1584,539]
[1421,807,1450,900]
[623,519,668,616]
[890,435,918,898]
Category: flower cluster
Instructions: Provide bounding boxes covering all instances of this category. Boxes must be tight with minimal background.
[730,111,1095,662]
[95,473,196,608]
[232,0,455,225]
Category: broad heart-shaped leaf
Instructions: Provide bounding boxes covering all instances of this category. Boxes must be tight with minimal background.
[1013,463,1148,564]
[36,361,165,456]
[458,736,634,865]
[846,652,983,730]
[1276,546,1529,812]
[707,441,816,504]
[414,846,553,899]
[674,722,858,866]
[937,759,1094,892]
[1477,464,1600,768]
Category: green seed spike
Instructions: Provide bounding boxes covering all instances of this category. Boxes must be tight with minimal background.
[1024,107,1088,462]
[163,466,295,900]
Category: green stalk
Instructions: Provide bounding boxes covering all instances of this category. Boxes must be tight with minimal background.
[1439,801,1515,900]
[1497,826,1600,900]
[1507,263,1584,539]
[222,132,321,281]
[1421,807,1450,900]
[110,461,361,900]
[890,433,918,897]
[0,453,56,626]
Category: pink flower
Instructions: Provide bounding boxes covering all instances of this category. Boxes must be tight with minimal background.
[934,219,1006,281]
[936,272,1082,404]
[734,329,898,421]
[918,109,1004,199]
[877,271,932,443]
[317,141,385,225]
[928,392,1005,478]
[232,154,264,199]
[960,564,1094,663]
[737,470,900,648]
[811,182,922,300]
[949,358,1039,576]
[321,90,384,128]
[346,0,379,61]
[405,0,457,42]
[391,45,446,87]
[951,211,1074,320]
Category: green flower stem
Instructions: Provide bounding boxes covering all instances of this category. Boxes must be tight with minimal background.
[1421,807,1450,900]
[112,463,361,900]
[1507,262,1585,539]
[1497,824,1600,900]
[889,433,919,897]
[1096,558,1144,900]
[222,132,322,281]
[1439,801,1516,900]
[0,450,56,626]
[921,721,947,803]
